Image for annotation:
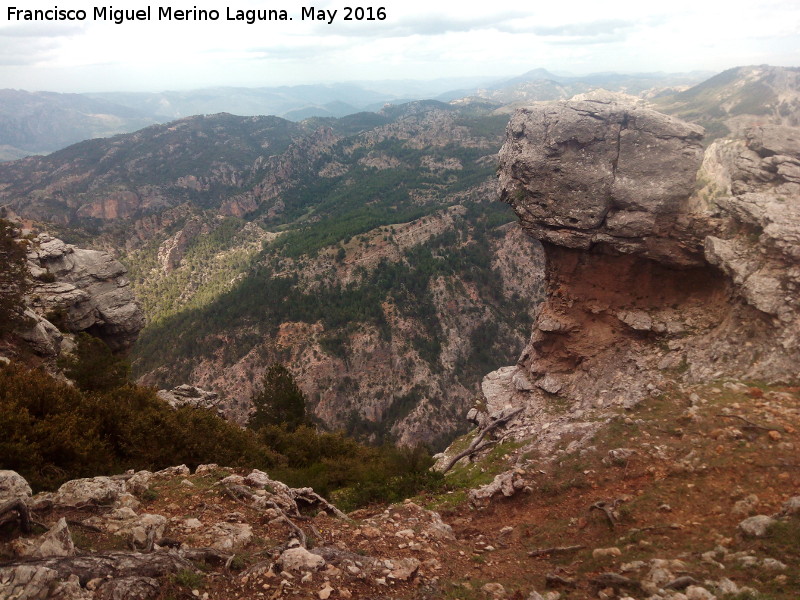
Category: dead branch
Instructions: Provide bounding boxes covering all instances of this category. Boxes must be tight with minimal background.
[441,407,524,474]
[528,545,585,558]
[292,489,349,520]
[0,550,195,579]
[0,499,33,534]
[265,501,307,548]
[715,413,783,432]
[65,520,103,533]
[545,573,577,588]
[589,573,643,593]
[180,547,234,568]
[589,499,623,529]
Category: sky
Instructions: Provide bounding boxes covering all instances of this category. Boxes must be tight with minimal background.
[0,0,798,93]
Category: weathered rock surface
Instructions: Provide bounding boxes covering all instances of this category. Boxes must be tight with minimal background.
[12,231,145,357]
[278,546,326,571]
[54,476,128,506]
[499,91,706,266]
[0,470,32,504]
[454,94,800,461]
[11,518,76,558]
[156,384,226,417]
[23,233,145,352]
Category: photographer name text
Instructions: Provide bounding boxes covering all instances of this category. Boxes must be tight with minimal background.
[7,6,387,25]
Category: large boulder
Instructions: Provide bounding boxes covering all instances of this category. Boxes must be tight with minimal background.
[0,470,32,504]
[499,91,706,267]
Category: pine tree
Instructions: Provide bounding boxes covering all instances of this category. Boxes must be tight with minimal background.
[248,363,306,432]
[0,219,29,335]
[58,332,131,393]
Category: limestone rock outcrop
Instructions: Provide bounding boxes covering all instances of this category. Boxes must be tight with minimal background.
[25,233,144,352]
[156,384,226,416]
[499,91,707,266]
[15,232,145,356]
[448,93,800,464]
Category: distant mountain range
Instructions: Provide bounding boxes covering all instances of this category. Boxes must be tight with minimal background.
[2,65,797,446]
[0,69,710,161]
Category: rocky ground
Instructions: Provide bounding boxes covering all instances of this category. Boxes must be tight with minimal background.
[1,378,797,600]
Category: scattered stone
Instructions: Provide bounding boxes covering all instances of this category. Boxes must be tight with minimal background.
[278,547,326,571]
[685,585,716,600]
[318,583,334,599]
[481,582,506,598]
[603,449,635,465]
[762,558,787,570]
[194,464,220,475]
[389,558,420,581]
[738,515,776,537]
[153,465,190,478]
[732,494,759,517]
[778,496,800,516]
[208,523,252,551]
[592,547,622,559]
[469,469,527,505]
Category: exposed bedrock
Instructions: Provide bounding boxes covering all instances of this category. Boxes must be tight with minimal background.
[485,93,799,431]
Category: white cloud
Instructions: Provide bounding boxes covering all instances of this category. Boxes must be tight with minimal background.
[0,0,797,91]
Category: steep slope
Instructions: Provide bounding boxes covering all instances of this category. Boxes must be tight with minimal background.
[469,69,708,108]
[655,65,800,140]
[0,89,158,161]
[2,101,544,446]
[436,89,798,477]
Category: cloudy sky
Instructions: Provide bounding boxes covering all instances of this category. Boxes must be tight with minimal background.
[1,0,798,92]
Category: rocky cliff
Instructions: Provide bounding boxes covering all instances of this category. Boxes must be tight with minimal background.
[10,231,144,357]
[441,91,799,463]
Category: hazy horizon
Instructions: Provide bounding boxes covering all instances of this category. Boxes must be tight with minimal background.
[1,0,798,94]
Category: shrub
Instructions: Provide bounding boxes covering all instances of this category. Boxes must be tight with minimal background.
[249,364,307,432]
[0,219,30,335]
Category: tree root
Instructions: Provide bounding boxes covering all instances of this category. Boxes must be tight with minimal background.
[441,407,524,474]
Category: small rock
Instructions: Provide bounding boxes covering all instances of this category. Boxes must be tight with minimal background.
[685,585,715,600]
[153,465,190,478]
[738,515,776,537]
[318,583,334,599]
[481,582,506,598]
[731,494,759,517]
[715,578,739,595]
[278,547,325,572]
[194,464,220,475]
[779,496,800,516]
[592,547,622,559]
[762,558,787,570]
[390,558,420,581]
[768,430,782,441]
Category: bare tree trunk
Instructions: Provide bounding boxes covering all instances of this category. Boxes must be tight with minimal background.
[440,407,524,474]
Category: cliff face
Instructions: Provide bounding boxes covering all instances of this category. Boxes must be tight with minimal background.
[456,93,799,456]
[12,232,144,357]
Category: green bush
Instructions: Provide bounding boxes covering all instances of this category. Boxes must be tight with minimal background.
[0,358,442,508]
[0,361,275,490]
